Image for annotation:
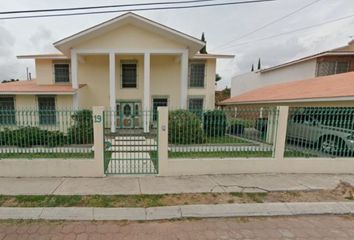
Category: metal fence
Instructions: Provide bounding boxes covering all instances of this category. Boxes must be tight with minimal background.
[285,107,354,158]
[0,109,94,158]
[103,110,158,175]
[168,107,279,158]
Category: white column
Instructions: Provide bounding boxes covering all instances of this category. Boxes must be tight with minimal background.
[180,51,188,109]
[109,52,116,133]
[73,93,79,110]
[71,51,79,110]
[71,50,78,89]
[143,52,151,133]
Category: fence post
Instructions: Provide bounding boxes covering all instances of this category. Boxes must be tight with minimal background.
[274,106,289,160]
[157,107,168,175]
[93,106,105,176]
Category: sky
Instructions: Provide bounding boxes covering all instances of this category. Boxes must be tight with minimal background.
[0,0,353,90]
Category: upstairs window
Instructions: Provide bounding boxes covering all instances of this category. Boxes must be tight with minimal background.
[0,96,15,125]
[54,63,70,83]
[121,61,137,88]
[38,96,56,125]
[189,62,205,88]
[316,61,351,76]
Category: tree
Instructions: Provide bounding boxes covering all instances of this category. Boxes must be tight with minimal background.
[200,32,208,54]
[257,58,262,70]
[1,79,19,84]
[215,74,222,82]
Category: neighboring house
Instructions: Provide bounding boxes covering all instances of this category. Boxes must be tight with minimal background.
[222,72,354,157]
[0,12,233,131]
[231,40,354,97]
[222,71,354,107]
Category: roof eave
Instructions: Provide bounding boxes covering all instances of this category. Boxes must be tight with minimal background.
[260,51,354,73]
[220,96,354,105]
[193,54,235,59]
[17,55,68,60]
[0,91,76,95]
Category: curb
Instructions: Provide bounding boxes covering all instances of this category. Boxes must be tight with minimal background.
[0,202,353,221]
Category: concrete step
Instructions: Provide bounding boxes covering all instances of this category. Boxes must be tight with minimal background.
[114,136,146,141]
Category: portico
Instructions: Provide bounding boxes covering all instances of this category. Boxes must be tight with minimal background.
[70,48,189,132]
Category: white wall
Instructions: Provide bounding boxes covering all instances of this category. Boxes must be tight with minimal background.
[231,59,317,97]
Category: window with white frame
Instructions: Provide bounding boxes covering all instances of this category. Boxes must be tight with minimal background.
[54,63,70,83]
[189,61,205,88]
[121,61,137,88]
[38,96,56,125]
[316,61,351,76]
[0,96,15,125]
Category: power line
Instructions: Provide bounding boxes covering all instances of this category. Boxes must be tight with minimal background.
[0,0,216,15]
[212,0,323,51]
[0,0,276,20]
[219,14,354,52]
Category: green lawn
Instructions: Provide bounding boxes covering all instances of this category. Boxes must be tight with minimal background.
[0,152,94,159]
[205,135,250,144]
[168,151,273,158]
[150,150,315,159]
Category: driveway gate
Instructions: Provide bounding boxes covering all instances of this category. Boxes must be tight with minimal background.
[103,110,158,175]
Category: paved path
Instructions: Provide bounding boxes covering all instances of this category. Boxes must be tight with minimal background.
[1,216,354,239]
[1,173,354,195]
[1,202,354,221]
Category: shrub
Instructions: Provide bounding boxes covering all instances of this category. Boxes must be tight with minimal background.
[0,127,65,148]
[228,119,254,136]
[168,110,205,144]
[67,110,93,144]
[203,110,227,137]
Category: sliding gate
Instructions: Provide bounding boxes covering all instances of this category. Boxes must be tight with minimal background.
[103,110,158,175]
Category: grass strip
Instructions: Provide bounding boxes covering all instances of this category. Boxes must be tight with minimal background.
[0,152,94,159]
[0,189,349,208]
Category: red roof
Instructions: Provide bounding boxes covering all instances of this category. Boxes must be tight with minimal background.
[221,72,354,105]
[0,80,85,94]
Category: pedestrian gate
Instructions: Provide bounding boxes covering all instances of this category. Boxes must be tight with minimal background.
[103,110,158,175]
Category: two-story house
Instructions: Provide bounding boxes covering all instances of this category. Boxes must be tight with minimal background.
[0,12,233,131]
[231,40,354,97]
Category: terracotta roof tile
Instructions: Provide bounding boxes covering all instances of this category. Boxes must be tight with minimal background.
[221,71,354,105]
[0,80,85,94]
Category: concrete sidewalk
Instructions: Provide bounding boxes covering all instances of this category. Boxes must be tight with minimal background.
[1,202,354,221]
[1,173,354,195]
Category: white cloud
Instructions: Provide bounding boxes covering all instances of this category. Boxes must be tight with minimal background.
[0,0,353,86]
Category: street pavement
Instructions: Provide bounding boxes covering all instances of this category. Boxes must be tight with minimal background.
[1,216,354,239]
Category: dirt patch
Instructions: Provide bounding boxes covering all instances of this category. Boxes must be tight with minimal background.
[0,182,353,208]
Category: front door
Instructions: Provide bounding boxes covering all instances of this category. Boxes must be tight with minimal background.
[153,98,168,121]
[117,101,140,128]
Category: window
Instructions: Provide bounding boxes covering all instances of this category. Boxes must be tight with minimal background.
[188,98,204,112]
[38,96,56,125]
[54,64,70,83]
[0,97,15,125]
[189,62,205,88]
[316,61,350,76]
[153,98,168,121]
[121,61,137,88]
